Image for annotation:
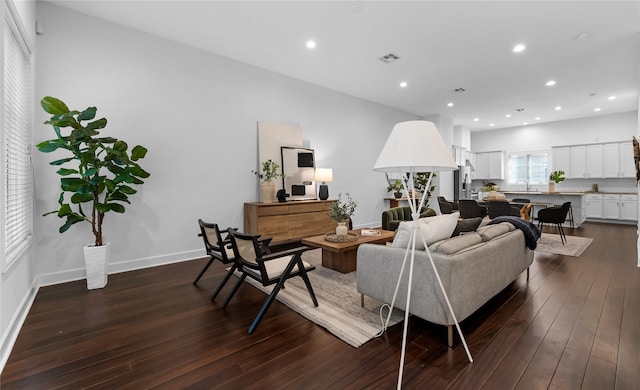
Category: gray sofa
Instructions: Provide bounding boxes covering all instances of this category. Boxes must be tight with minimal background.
[356,222,534,346]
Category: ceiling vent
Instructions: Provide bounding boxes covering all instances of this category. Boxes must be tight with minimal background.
[515,108,526,112]
[378,53,399,63]
[451,88,466,93]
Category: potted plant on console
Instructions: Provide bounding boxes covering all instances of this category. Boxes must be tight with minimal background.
[253,159,283,203]
[328,193,358,237]
[548,170,565,193]
[387,180,404,199]
[37,96,150,290]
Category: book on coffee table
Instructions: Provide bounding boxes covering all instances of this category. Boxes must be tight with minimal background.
[360,229,381,236]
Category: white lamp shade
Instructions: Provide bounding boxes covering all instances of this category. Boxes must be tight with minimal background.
[373,120,458,172]
[315,168,333,182]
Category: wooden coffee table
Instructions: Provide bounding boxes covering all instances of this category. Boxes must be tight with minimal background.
[302,229,395,273]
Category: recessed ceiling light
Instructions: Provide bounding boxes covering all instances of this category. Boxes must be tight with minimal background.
[545,80,556,86]
[399,81,408,88]
[513,44,526,53]
[306,40,316,49]
[523,122,528,125]
[489,123,495,127]
[575,32,591,42]
[555,106,562,111]
[505,114,511,118]
[594,108,601,112]
[608,96,616,100]
[349,4,363,14]
[447,102,454,107]
[535,117,541,120]
[473,118,479,122]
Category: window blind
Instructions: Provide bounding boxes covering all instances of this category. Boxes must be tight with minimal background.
[2,3,33,270]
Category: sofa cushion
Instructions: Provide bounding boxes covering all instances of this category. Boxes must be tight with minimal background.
[451,217,483,237]
[431,233,482,255]
[392,212,459,249]
[476,223,511,241]
[419,212,459,245]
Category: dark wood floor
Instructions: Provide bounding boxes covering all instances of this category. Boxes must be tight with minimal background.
[2,222,639,389]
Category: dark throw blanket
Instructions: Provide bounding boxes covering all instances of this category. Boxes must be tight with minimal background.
[488,216,541,250]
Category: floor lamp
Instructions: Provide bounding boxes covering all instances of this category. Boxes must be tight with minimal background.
[373,120,473,389]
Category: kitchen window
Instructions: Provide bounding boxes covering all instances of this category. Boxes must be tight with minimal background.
[507,152,549,185]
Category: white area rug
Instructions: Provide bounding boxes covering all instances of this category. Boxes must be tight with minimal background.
[234,249,404,347]
[536,233,593,257]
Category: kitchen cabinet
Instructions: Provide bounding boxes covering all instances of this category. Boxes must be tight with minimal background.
[603,142,635,178]
[583,193,638,221]
[552,147,571,176]
[584,193,603,218]
[475,151,504,180]
[466,151,477,180]
[569,145,587,178]
[603,194,620,219]
[620,194,638,220]
[568,144,603,178]
[586,144,603,178]
[475,152,489,179]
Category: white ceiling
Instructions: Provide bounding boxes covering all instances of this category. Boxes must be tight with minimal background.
[47,1,640,131]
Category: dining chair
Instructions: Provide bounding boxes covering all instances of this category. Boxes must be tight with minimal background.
[224,230,318,334]
[487,200,521,219]
[537,202,572,244]
[458,199,487,219]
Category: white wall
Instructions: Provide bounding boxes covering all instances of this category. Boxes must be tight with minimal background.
[471,111,637,152]
[1,0,37,372]
[33,2,417,285]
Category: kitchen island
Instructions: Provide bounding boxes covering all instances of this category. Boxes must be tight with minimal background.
[501,191,638,226]
[502,191,586,227]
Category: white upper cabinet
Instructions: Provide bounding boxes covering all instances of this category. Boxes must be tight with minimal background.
[603,143,620,177]
[569,145,587,178]
[555,141,632,179]
[619,141,635,178]
[586,144,603,178]
[603,141,635,178]
[474,151,504,180]
[552,147,571,176]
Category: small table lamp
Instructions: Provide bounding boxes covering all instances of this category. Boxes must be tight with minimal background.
[315,168,333,200]
[373,120,473,388]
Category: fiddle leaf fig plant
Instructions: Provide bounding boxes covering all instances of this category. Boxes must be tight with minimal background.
[36,96,150,247]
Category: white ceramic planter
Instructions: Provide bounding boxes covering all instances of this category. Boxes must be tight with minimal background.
[83,242,110,290]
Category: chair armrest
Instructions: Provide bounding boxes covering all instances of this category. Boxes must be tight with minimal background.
[258,236,273,254]
[261,246,310,261]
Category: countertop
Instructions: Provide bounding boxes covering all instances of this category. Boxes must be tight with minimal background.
[502,191,637,195]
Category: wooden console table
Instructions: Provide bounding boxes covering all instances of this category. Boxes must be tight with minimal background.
[244,200,336,245]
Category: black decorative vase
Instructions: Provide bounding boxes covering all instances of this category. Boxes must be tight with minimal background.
[319,184,329,200]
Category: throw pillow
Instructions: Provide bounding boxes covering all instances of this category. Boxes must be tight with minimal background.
[417,212,459,246]
[391,212,459,249]
[451,217,483,237]
[392,221,421,249]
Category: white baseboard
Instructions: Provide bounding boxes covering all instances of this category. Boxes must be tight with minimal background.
[0,280,39,373]
[37,249,205,287]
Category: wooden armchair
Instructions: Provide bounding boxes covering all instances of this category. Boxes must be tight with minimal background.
[224,230,318,334]
[194,219,271,302]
